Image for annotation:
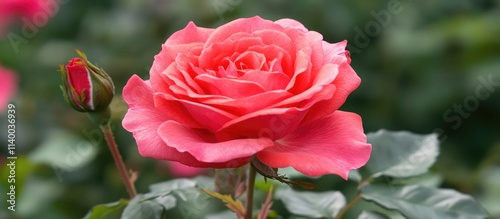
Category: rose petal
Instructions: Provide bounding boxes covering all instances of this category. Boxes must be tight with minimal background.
[217,107,307,141]
[165,21,214,45]
[150,91,203,129]
[304,31,325,74]
[245,44,293,74]
[199,36,264,71]
[159,63,193,94]
[300,84,337,109]
[167,55,205,93]
[251,29,294,56]
[122,75,213,167]
[169,84,231,103]
[256,111,372,179]
[195,74,266,98]
[150,21,210,91]
[66,58,93,107]
[322,40,348,63]
[152,43,203,83]
[204,16,285,47]
[275,64,339,108]
[234,51,267,70]
[168,80,293,116]
[154,92,236,132]
[150,60,170,92]
[203,90,294,116]
[275,18,308,32]
[285,50,312,93]
[239,70,290,91]
[158,121,274,163]
[301,61,360,124]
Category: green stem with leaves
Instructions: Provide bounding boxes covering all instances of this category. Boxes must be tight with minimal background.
[244,166,257,219]
[101,122,137,198]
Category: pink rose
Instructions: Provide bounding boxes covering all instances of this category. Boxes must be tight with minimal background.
[0,0,58,36]
[122,16,371,179]
[0,66,17,112]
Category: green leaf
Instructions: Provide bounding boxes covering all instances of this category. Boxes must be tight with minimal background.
[362,130,439,179]
[361,184,489,219]
[172,188,214,219]
[17,178,64,217]
[277,188,345,218]
[29,130,98,177]
[358,210,390,219]
[83,199,129,219]
[153,195,177,210]
[192,176,217,190]
[478,167,500,216]
[150,176,214,193]
[121,194,167,219]
[121,177,217,219]
[349,170,362,182]
[390,172,443,187]
[205,210,238,219]
[149,178,197,193]
[201,189,245,218]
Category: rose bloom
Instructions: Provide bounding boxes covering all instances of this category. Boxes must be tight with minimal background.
[123,16,371,179]
[0,66,17,113]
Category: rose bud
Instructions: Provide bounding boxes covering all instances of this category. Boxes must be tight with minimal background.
[59,50,115,113]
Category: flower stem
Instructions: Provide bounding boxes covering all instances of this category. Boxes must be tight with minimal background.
[334,193,361,219]
[101,122,137,198]
[244,165,257,219]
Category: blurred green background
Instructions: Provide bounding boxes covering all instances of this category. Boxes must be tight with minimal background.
[1,0,499,218]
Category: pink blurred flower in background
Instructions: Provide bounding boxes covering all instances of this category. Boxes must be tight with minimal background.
[0,66,17,112]
[0,0,58,109]
[0,0,58,36]
[157,161,207,178]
